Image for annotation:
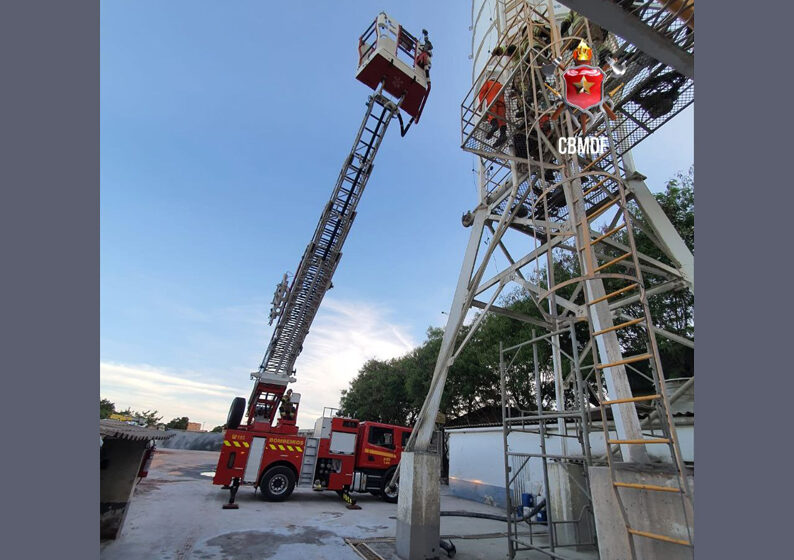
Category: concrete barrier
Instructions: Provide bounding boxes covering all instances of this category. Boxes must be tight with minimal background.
[589,464,694,559]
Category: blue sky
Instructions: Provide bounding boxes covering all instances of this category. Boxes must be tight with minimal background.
[100,0,693,429]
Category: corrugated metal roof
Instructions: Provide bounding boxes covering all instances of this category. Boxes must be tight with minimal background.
[100,419,175,441]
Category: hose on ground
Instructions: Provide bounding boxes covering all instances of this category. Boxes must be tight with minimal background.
[440,498,546,523]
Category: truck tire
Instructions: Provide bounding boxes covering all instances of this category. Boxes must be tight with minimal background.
[380,467,399,503]
[226,397,246,430]
[259,466,296,502]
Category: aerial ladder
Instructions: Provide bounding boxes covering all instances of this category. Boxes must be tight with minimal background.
[214,12,431,505]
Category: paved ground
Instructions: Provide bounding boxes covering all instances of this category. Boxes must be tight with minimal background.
[100,448,596,560]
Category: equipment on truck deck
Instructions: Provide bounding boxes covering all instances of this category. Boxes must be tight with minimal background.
[213,12,430,508]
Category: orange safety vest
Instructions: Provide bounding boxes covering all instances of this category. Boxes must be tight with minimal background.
[478,80,506,126]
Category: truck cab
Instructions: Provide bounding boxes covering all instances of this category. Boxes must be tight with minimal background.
[356,421,411,471]
[349,421,413,503]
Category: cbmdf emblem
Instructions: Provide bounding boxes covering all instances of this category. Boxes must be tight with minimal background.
[563,40,605,111]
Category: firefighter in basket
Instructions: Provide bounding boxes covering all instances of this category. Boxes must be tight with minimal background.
[280,389,296,421]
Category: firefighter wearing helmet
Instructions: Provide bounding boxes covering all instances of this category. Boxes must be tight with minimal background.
[280,389,296,421]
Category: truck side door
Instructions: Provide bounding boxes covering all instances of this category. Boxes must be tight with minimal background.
[362,425,397,469]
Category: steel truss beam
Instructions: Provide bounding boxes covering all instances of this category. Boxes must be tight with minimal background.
[557,0,694,79]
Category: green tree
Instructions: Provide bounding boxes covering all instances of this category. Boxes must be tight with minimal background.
[106,402,162,427]
[135,410,163,427]
[100,398,116,419]
[166,417,190,430]
[339,358,412,424]
[210,425,224,433]
[339,167,695,423]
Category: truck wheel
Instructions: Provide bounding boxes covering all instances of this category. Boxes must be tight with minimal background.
[259,466,295,502]
[380,468,399,503]
[226,397,246,430]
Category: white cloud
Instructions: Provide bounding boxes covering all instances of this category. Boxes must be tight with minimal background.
[289,297,416,427]
[100,297,417,430]
[100,361,248,428]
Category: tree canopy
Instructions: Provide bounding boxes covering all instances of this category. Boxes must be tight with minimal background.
[339,168,694,425]
[100,398,163,427]
[166,417,190,430]
[100,398,116,419]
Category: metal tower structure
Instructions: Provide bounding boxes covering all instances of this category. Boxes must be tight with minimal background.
[401,1,694,558]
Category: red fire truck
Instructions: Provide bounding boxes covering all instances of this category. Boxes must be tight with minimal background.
[213,381,411,505]
[213,12,430,508]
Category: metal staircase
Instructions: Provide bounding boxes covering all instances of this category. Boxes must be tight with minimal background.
[298,437,320,486]
[255,86,402,381]
[460,0,693,198]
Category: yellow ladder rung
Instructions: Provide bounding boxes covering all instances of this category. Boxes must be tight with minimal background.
[588,283,638,306]
[614,482,681,493]
[608,82,625,98]
[593,317,645,336]
[587,198,621,223]
[608,438,671,445]
[596,353,652,369]
[581,151,608,172]
[602,394,660,406]
[627,528,692,546]
[594,252,633,273]
[543,81,561,98]
[583,177,609,197]
[591,222,627,246]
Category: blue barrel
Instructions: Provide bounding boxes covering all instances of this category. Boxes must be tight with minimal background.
[521,493,534,508]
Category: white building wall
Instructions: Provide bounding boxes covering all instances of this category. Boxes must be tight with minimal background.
[447,421,694,507]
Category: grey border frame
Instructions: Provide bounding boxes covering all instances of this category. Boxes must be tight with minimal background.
[2,1,98,557]
[1,1,791,558]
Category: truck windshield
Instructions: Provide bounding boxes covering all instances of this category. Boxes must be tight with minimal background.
[368,426,395,449]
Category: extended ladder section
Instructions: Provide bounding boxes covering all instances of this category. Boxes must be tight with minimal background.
[255,90,402,381]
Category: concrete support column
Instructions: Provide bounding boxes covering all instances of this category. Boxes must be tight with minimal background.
[396,452,441,560]
[548,463,594,549]
[589,465,694,560]
[561,177,649,463]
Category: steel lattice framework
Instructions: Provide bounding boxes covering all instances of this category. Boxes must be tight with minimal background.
[402,1,695,558]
